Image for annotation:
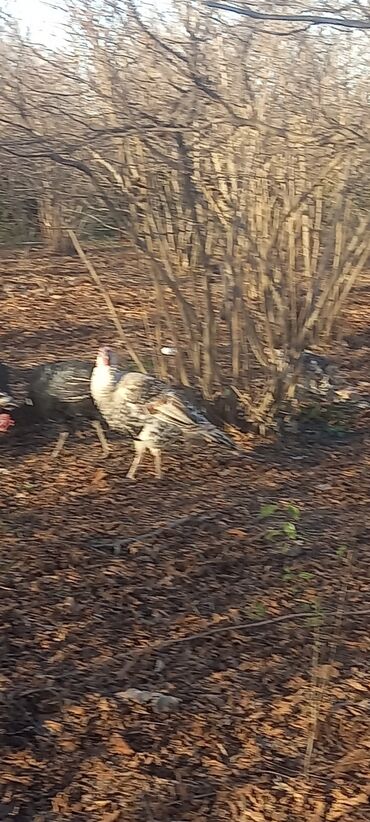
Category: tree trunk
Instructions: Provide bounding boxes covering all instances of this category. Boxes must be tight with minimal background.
[37,191,76,255]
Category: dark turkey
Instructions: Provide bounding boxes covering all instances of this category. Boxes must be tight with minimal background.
[0,361,15,409]
[25,359,109,457]
[0,361,16,434]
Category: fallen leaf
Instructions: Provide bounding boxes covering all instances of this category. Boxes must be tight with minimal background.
[346,678,368,692]
[91,468,107,486]
[334,748,370,774]
[59,738,78,752]
[52,794,69,813]
[315,663,339,679]
[2,773,31,784]
[98,697,111,713]
[67,705,85,716]
[44,720,63,734]
[328,792,369,820]
[108,734,133,756]
[226,528,247,539]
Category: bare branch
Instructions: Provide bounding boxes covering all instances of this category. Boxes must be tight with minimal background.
[206,2,370,30]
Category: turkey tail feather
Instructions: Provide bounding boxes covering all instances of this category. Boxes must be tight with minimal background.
[203,425,242,452]
[149,395,242,452]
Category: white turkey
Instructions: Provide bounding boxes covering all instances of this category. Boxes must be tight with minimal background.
[91,346,242,479]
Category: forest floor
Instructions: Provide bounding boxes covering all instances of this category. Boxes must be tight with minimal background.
[0,247,369,821]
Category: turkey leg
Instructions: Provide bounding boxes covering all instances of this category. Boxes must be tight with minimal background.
[51,431,69,459]
[126,440,162,480]
[126,440,146,480]
[91,420,110,457]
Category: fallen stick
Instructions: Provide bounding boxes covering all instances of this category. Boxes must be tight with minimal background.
[117,608,370,677]
[90,508,224,554]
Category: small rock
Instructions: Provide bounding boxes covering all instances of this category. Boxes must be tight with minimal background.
[153,695,180,714]
[116,688,180,714]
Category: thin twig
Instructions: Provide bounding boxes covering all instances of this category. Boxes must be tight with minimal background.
[303,550,354,777]
[304,622,322,778]
[67,229,146,372]
[90,509,228,554]
[118,608,370,675]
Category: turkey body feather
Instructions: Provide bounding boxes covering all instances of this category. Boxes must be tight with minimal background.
[28,360,96,419]
[90,364,169,434]
[27,359,109,457]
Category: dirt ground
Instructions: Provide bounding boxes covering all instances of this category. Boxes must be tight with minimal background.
[0,249,369,821]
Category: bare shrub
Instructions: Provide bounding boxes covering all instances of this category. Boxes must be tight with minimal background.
[0,1,369,424]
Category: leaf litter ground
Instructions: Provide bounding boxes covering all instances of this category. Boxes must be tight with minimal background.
[0,249,369,821]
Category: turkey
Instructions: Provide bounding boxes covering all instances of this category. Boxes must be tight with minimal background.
[273,348,340,398]
[0,361,15,409]
[90,348,171,433]
[0,361,16,435]
[25,359,110,458]
[1,359,109,458]
[127,392,243,480]
[91,346,242,479]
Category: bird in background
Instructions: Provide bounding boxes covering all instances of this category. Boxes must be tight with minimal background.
[90,345,242,480]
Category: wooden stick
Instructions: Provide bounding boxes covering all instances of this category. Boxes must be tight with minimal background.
[91,509,222,555]
[118,608,370,677]
[67,229,146,373]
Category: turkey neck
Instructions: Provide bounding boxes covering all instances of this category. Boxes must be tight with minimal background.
[90,362,120,418]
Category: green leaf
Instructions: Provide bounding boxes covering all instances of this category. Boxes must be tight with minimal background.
[259,503,279,519]
[306,614,324,628]
[264,528,282,541]
[282,567,294,582]
[249,601,266,619]
[298,571,314,581]
[285,503,300,521]
[336,544,348,558]
[282,521,297,540]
